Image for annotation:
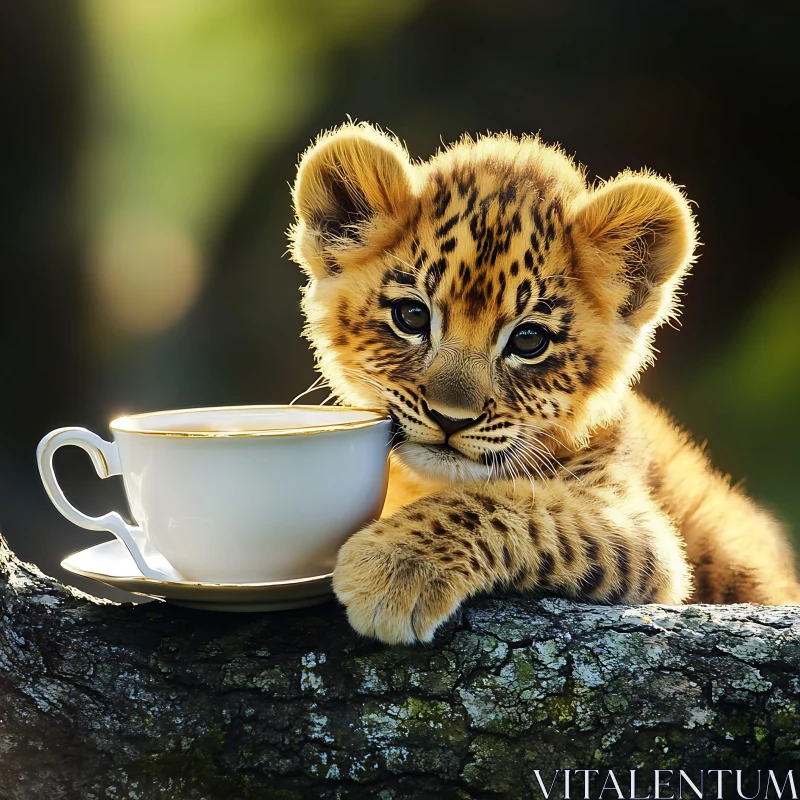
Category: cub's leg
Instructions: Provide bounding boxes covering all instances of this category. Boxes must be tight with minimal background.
[637,396,800,605]
[681,481,800,605]
[333,480,691,644]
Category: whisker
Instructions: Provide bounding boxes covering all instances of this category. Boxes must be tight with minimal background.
[542,419,574,438]
[517,431,583,483]
[388,431,406,453]
[290,374,331,406]
[513,434,564,480]
[515,430,558,458]
[500,450,514,483]
[507,449,536,501]
[511,457,524,486]
[514,422,571,449]
[515,416,573,437]
[513,441,550,481]
[526,448,559,479]
[514,440,556,478]
[514,421,575,449]
[339,368,391,405]
[519,439,558,468]
[515,432,554,455]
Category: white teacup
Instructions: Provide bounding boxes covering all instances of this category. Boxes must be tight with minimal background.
[37,405,390,584]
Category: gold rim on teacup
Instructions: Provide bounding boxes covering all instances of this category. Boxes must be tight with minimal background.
[109,404,389,438]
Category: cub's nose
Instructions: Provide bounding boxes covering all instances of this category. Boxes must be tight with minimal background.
[427,407,479,438]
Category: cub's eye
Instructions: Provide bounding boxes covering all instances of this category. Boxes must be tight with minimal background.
[391,298,430,335]
[507,323,549,359]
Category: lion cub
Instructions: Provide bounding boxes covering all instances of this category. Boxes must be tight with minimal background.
[288,123,800,644]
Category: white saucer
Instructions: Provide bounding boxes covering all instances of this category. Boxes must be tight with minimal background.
[61,539,334,612]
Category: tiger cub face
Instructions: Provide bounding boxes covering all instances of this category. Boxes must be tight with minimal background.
[289,124,696,482]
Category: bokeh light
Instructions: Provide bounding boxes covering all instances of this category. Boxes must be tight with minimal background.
[89,213,203,336]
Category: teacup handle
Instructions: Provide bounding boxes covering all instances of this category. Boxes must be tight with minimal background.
[36,427,183,581]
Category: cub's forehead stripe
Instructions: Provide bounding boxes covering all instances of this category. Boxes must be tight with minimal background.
[382,267,416,287]
[515,279,533,317]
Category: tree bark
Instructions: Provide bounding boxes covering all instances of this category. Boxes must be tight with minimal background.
[1,533,799,800]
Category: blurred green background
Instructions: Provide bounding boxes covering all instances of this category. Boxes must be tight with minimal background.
[1,0,797,601]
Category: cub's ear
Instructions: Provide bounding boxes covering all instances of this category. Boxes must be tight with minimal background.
[574,172,697,329]
[289,123,416,278]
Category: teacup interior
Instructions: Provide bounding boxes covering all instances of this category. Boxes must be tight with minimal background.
[111,405,386,436]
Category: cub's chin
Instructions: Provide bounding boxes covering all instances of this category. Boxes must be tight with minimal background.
[394,441,491,483]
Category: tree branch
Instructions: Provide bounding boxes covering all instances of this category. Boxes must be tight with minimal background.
[1,532,798,799]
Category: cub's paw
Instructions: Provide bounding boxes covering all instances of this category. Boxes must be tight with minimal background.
[332,521,472,644]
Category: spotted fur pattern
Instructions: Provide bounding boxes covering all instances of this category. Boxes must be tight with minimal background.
[288,122,800,644]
